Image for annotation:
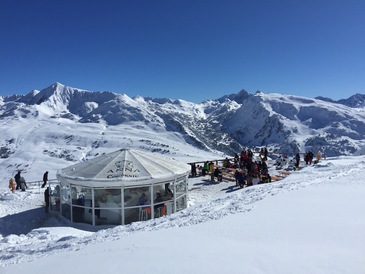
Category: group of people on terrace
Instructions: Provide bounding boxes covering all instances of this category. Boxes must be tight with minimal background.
[190,148,271,188]
[190,147,326,188]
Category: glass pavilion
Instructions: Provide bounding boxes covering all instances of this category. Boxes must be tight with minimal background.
[51,149,190,226]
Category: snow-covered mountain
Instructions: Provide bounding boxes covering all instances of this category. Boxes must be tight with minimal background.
[1,83,365,273]
[1,82,365,181]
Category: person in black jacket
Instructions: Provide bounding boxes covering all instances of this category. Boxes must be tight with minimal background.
[15,171,21,190]
[42,171,49,188]
[295,153,300,169]
[44,187,50,213]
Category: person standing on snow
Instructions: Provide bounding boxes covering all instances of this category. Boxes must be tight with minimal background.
[14,171,21,190]
[295,153,300,169]
[209,162,215,181]
[42,171,49,188]
[20,176,28,191]
[44,187,50,213]
[9,178,15,192]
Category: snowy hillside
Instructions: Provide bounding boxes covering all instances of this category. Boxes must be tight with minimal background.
[1,153,365,273]
[1,82,365,183]
[1,83,365,272]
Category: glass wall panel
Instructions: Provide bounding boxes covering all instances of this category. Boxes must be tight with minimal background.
[94,188,121,207]
[163,181,174,198]
[175,178,187,197]
[95,208,122,225]
[124,186,152,224]
[61,184,70,204]
[91,188,121,225]
[50,182,62,212]
[71,186,93,225]
[176,195,187,212]
[61,203,71,220]
[124,207,152,225]
[124,186,151,208]
[59,183,71,219]
[153,182,172,218]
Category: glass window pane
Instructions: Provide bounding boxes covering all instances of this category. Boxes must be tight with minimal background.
[165,200,174,215]
[176,195,187,212]
[71,186,91,206]
[153,183,173,218]
[61,203,71,220]
[72,205,92,225]
[61,184,70,203]
[124,186,151,208]
[164,181,174,197]
[175,179,187,197]
[50,182,62,212]
[95,208,122,225]
[124,207,151,225]
[94,188,121,208]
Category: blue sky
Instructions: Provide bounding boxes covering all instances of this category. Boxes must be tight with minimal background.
[1,0,364,103]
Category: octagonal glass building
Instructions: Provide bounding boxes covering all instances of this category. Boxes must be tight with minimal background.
[53,149,190,226]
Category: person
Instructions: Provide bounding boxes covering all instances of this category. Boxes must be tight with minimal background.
[20,176,28,191]
[264,147,268,161]
[237,170,246,188]
[214,167,222,182]
[15,171,21,190]
[154,191,164,217]
[295,153,300,169]
[234,169,239,186]
[9,178,15,193]
[165,183,173,196]
[138,192,148,209]
[234,153,239,167]
[209,162,215,181]
[44,187,50,213]
[191,163,197,177]
[308,151,314,165]
[154,192,163,208]
[316,151,321,163]
[304,153,309,165]
[42,171,49,188]
[225,158,232,168]
[260,147,264,157]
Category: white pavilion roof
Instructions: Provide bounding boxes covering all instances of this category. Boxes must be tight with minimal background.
[56,149,190,186]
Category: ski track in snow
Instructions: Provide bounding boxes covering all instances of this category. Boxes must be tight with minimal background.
[1,158,364,267]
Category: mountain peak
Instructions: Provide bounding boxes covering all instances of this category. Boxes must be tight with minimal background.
[51,82,66,89]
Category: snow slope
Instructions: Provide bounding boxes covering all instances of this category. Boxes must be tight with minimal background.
[1,156,365,273]
[1,82,365,273]
[2,82,365,163]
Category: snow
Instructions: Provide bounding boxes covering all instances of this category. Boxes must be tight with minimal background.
[1,83,365,273]
[1,156,365,273]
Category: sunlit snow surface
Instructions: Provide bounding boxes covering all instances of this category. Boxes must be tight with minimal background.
[1,156,365,273]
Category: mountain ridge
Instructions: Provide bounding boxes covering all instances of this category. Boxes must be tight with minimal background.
[1,82,365,181]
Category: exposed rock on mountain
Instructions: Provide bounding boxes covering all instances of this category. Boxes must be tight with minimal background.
[1,82,365,179]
